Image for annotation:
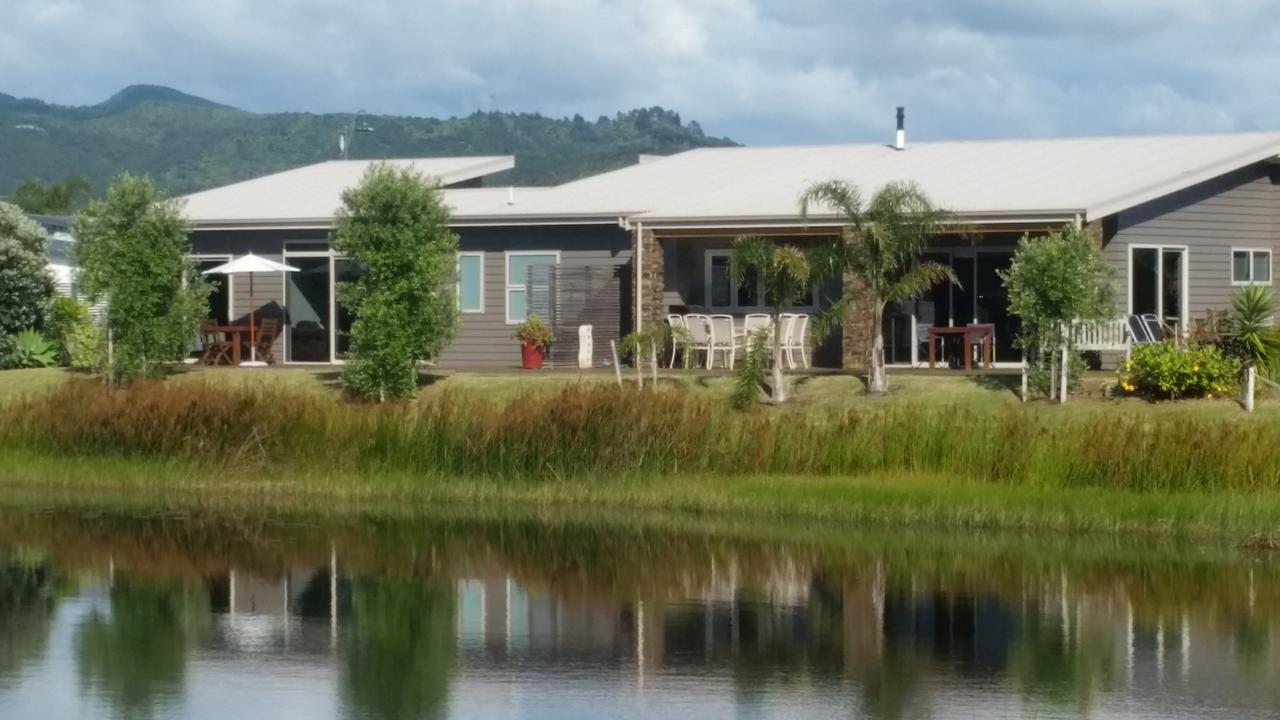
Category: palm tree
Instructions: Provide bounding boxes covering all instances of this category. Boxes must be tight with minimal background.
[800,180,954,393]
[729,237,828,404]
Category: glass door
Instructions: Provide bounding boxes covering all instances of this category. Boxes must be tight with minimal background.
[192,256,232,358]
[285,256,333,362]
[1131,246,1185,334]
[975,251,1019,362]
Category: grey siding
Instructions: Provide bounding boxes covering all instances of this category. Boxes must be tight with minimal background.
[191,225,630,368]
[442,225,632,368]
[1102,163,1280,320]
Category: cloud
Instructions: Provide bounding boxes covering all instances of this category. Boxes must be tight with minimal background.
[2,0,1279,144]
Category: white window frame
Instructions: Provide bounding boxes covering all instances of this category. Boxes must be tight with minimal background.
[504,250,560,325]
[1127,244,1189,332]
[191,253,234,321]
[457,251,485,314]
[282,242,349,365]
[703,249,818,311]
[1231,247,1273,286]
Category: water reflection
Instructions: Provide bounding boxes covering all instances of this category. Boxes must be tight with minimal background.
[0,512,1277,719]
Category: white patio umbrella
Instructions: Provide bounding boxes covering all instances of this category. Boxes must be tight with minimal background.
[202,253,300,366]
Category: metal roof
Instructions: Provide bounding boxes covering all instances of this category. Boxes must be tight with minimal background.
[180,156,515,226]
[181,132,1280,230]
[500,132,1280,226]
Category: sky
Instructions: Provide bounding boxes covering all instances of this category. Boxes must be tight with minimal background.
[4,0,1280,145]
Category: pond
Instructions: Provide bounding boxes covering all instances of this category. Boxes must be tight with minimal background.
[1,508,1278,719]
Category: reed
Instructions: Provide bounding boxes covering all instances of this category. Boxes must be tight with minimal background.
[6,379,1280,493]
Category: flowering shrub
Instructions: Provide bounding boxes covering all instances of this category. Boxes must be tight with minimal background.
[1117,342,1239,399]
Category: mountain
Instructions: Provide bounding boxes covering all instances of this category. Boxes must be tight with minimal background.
[0,85,736,198]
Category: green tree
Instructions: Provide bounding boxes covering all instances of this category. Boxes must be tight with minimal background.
[75,578,210,720]
[729,236,832,405]
[0,202,55,366]
[800,181,954,394]
[12,176,93,214]
[1227,285,1280,377]
[333,164,459,401]
[341,575,455,720]
[72,174,209,383]
[998,226,1115,399]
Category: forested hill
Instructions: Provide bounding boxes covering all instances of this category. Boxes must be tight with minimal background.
[0,84,736,197]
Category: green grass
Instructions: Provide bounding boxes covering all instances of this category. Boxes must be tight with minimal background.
[1,449,1278,539]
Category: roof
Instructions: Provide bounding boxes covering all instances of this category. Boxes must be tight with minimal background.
[500,132,1280,226]
[180,156,514,226]
[181,132,1280,230]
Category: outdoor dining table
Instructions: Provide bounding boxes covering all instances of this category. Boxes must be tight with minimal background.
[210,325,252,365]
[927,324,995,370]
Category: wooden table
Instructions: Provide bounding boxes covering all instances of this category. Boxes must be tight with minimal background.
[211,325,251,365]
[927,324,994,370]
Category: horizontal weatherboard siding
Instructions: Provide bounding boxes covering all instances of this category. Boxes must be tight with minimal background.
[1101,163,1280,319]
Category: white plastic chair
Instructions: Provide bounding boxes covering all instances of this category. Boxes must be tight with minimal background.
[776,314,799,369]
[786,314,811,369]
[708,314,739,369]
[684,314,713,369]
[666,314,687,368]
[741,313,773,350]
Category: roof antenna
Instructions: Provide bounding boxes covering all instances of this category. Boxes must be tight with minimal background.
[895,107,906,151]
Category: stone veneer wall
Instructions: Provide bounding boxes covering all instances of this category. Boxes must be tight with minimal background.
[635,228,666,333]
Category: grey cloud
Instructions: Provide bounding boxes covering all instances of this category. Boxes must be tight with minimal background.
[2,0,1278,145]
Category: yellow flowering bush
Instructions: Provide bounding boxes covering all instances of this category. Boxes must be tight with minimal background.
[1116,342,1239,399]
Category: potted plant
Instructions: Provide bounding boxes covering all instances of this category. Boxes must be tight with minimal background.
[515,314,554,369]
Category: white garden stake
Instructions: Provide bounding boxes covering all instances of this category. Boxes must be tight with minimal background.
[1059,343,1069,404]
[1246,366,1256,413]
[610,340,623,388]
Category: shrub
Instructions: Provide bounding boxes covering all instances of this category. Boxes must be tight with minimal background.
[1117,342,1239,399]
[73,174,209,383]
[7,329,57,368]
[45,296,101,367]
[0,202,55,360]
[333,164,459,402]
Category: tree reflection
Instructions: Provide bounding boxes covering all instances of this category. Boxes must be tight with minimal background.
[0,555,58,689]
[75,578,210,719]
[1011,604,1116,712]
[341,575,456,720]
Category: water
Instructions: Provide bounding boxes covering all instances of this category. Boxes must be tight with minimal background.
[0,509,1278,719]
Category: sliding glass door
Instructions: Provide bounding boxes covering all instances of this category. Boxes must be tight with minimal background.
[285,256,332,362]
[1131,246,1186,333]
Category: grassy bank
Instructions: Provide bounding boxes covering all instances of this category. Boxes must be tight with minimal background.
[2,378,1280,537]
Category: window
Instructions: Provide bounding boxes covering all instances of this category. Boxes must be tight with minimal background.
[1232,248,1272,285]
[505,251,559,324]
[457,252,484,313]
[705,249,816,310]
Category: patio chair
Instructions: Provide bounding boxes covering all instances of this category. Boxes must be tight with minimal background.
[684,313,713,369]
[775,314,799,369]
[1126,314,1155,344]
[741,313,773,347]
[708,314,739,369]
[198,321,232,366]
[783,314,811,370]
[666,314,688,368]
[1140,313,1170,343]
[252,318,280,365]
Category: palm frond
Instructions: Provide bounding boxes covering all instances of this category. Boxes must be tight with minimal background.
[883,261,956,304]
[799,180,865,231]
[729,235,774,286]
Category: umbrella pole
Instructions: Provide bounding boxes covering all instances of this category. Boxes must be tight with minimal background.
[249,273,257,364]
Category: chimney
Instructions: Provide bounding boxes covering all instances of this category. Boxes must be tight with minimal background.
[894,107,906,150]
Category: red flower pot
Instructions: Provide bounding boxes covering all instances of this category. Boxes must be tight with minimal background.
[521,342,544,369]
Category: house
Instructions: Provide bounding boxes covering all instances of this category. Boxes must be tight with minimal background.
[180,127,1280,369]
[27,214,78,297]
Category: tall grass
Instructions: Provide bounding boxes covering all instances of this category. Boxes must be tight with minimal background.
[6,379,1280,492]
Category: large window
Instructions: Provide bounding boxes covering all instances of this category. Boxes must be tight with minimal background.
[1232,248,1272,286]
[705,249,818,310]
[1131,245,1186,332]
[458,252,484,313]
[505,252,559,324]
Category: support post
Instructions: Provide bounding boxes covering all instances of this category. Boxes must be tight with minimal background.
[1245,366,1256,413]
[650,340,658,387]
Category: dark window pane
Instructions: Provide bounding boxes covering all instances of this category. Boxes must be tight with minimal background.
[1161,250,1183,330]
[1131,248,1159,316]
[709,256,731,307]
[1234,251,1251,283]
